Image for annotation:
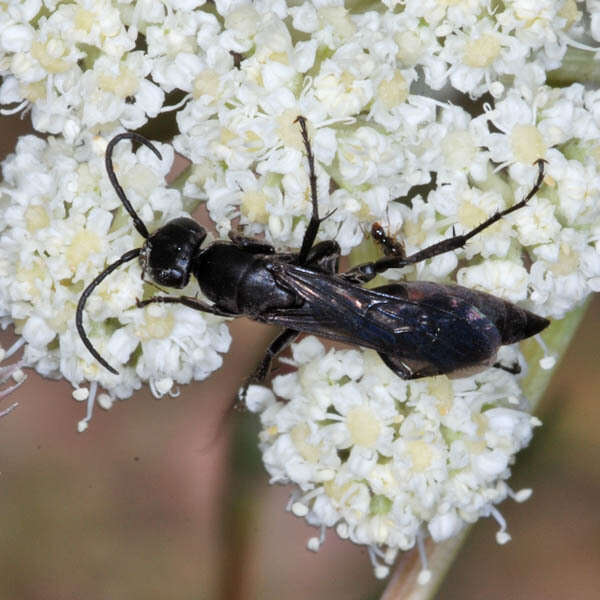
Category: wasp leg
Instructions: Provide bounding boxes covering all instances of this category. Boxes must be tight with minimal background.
[378,353,447,380]
[295,115,336,266]
[136,295,236,317]
[346,159,546,284]
[493,361,522,375]
[305,240,341,274]
[238,328,300,403]
[238,243,339,403]
[228,233,340,273]
[228,231,276,254]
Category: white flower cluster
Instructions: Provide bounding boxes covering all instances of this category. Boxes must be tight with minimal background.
[248,337,538,578]
[0,0,164,140]
[0,134,230,417]
[0,0,599,579]
[421,84,600,318]
[166,1,599,318]
[1,3,598,315]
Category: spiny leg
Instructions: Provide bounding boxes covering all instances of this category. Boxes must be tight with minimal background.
[295,115,327,266]
[239,328,300,403]
[136,295,235,317]
[346,159,546,284]
[231,115,332,264]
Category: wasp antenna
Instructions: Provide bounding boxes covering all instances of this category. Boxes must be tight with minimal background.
[105,132,163,240]
[76,248,142,375]
[528,158,546,201]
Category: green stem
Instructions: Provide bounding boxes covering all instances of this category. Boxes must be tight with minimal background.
[547,47,600,87]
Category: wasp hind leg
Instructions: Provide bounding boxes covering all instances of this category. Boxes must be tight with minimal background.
[493,361,521,375]
[378,353,447,380]
[345,160,546,285]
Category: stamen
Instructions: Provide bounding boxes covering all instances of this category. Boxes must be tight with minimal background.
[307,524,326,552]
[336,522,350,539]
[0,352,27,399]
[299,75,313,101]
[368,545,390,579]
[507,486,533,503]
[559,33,600,53]
[5,338,25,359]
[0,99,29,115]
[291,487,324,516]
[490,505,511,544]
[493,160,512,173]
[97,393,114,410]
[0,382,23,399]
[77,381,98,432]
[534,334,556,369]
[150,377,174,397]
[416,529,432,585]
[0,402,18,418]
[286,490,300,511]
[159,94,192,113]
[317,116,356,128]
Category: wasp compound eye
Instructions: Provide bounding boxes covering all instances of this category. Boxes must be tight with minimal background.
[144,217,208,289]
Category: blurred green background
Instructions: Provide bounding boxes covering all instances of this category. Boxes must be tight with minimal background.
[1,115,599,600]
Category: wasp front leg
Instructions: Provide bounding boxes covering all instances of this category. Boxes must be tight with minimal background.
[136,295,236,317]
[228,231,276,254]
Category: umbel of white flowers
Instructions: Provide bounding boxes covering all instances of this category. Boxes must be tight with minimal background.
[1,0,600,580]
[247,338,541,579]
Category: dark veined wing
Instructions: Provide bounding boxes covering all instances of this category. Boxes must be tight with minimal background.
[259,264,398,348]
[261,264,502,371]
[370,282,502,372]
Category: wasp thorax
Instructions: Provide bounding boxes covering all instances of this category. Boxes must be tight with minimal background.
[143,217,207,288]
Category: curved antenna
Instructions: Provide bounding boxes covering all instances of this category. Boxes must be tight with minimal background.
[105,132,162,239]
[76,248,142,375]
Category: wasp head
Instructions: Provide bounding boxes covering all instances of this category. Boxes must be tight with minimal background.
[76,133,209,374]
[141,217,207,289]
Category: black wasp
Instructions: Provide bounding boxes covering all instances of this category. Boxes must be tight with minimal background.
[76,116,549,387]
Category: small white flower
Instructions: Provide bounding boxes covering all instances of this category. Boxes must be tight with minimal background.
[529,228,600,317]
[457,260,529,304]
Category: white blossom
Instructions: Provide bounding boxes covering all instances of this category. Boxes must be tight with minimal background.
[250,338,538,572]
[0,133,231,403]
[1,0,600,580]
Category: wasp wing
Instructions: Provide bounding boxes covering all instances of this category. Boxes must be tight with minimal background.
[262,264,502,376]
